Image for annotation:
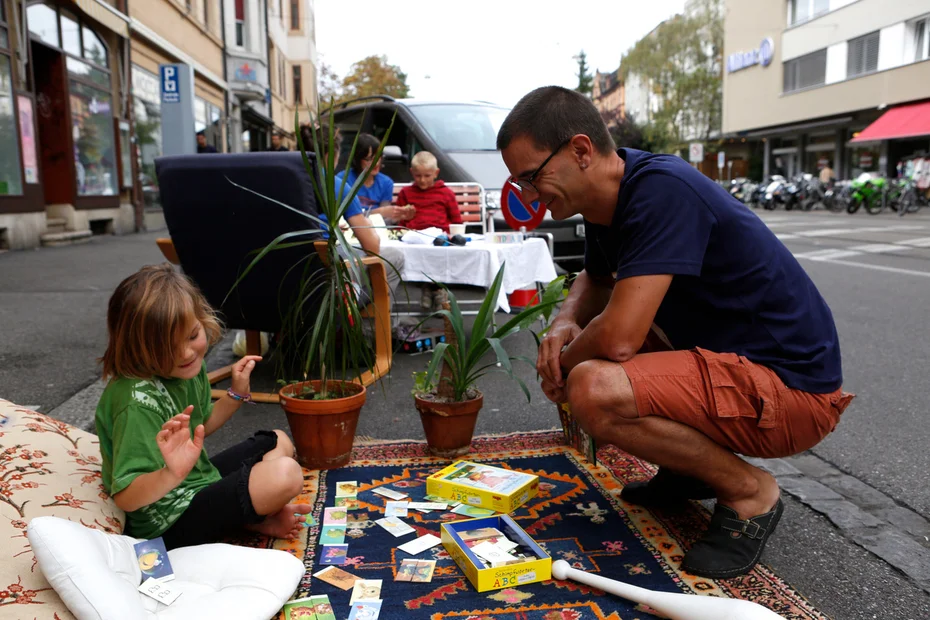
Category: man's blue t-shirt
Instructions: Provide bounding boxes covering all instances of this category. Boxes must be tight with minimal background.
[334,170,394,213]
[584,149,842,393]
[317,175,365,238]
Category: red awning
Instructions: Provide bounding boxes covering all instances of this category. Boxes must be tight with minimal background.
[850,101,930,143]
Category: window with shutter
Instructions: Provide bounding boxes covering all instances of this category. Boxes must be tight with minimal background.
[848,31,880,77]
[783,49,826,92]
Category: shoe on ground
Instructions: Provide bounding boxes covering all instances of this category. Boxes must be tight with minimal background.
[681,497,784,579]
[420,287,433,310]
[432,288,449,311]
[620,468,716,506]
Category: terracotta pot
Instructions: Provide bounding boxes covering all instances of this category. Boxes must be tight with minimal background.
[279,380,366,470]
[414,391,483,458]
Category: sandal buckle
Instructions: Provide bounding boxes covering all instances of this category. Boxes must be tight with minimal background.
[740,521,764,539]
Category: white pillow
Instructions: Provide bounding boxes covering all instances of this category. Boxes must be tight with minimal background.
[28,516,305,620]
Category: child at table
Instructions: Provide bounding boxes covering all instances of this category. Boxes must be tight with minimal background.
[95,264,310,548]
[396,151,463,310]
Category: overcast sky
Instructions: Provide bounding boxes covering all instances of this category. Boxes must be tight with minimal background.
[315,0,687,109]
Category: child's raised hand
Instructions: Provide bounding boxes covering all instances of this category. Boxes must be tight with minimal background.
[231,355,262,396]
[156,406,204,481]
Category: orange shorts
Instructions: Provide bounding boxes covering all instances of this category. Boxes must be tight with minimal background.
[620,347,854,459]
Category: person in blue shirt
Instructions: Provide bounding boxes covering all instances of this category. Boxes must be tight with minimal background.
[497,86,854,579]
[335,133,414,225]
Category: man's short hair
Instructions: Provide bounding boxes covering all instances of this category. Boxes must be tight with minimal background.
[497,86,616,155]
[411,151,438,170]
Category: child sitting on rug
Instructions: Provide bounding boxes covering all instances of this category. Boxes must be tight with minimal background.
[95,264,310,549]
[395,150,463,311]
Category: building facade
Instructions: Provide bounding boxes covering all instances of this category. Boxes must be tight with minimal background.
[723,0,930,180]
[267,0,316,146]
[592,68,623,121]
[224,0,272,153]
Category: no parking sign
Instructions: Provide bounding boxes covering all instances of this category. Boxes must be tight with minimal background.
[500,183,546,231]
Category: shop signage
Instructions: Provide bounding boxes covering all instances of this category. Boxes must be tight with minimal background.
[17,95,38,185]
[860,154,873,168]
[160,65,180,104]
[234,62,257,82]
[726,38,775,73]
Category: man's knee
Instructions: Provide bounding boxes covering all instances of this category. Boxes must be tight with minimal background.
[565,360,638,436]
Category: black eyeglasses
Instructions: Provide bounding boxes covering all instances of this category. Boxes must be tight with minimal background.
[508,138,570,195]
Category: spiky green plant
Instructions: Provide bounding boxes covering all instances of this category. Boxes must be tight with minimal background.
[227,103,396,399]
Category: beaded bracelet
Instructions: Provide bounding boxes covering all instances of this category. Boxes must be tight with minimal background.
[226,388,254,404]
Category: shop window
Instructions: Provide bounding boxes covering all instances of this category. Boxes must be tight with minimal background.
[0,54,23,196]
[82,26,107,67]
[0,0,8,54]
[783,49,826,93]
[132,65,162,208]
[27,3,60,48]
[67,57,110,89]
[70,80,117,196]
[60,10,81,57]
[847,31,879,78]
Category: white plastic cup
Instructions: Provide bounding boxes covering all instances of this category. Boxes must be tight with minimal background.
[449,224,466,236]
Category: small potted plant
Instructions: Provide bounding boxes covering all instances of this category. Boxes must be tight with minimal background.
[413,268,565,457]
[231,106,397,469]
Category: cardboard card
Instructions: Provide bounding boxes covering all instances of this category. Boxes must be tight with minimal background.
[397,534,442,556]
[422,493,448,503]
[458,527,505,542]
[384,501,409,517]
[375,516,415,537]
[349,579,383,604]
[320,525,346,545]
[138,577,182,605]
[452,504,497,518]
[323,507,348,525]
[371,487,408,500]
[336,481,359,497]
[282,596,318,619]
[348,600,382,620]
[395,559,418,582]
[134,537,174,581]
[334,496,360,510]
[407,502,448,511]
[411,559,437,583]
[310,595,336,620]
[471,541,520,566]
[320,544,348,565]
[313,565,360,590]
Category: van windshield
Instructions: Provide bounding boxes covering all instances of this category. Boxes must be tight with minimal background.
[408,104,510,151]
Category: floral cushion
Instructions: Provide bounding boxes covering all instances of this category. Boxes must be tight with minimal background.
[0,399,125,619]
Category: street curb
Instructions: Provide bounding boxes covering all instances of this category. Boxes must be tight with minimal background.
[47,379,106,433]
[747,454,930,593]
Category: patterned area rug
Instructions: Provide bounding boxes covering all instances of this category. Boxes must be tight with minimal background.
[240,431,826,620]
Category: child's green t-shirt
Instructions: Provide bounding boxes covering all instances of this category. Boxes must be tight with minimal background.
[95,363,222,539]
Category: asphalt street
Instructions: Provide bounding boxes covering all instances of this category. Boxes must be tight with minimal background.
[2,209,930,618]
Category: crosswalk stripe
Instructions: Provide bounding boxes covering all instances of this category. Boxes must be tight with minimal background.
[793,249,863,260]
[896,237,930,247]
[847,243,907,253]
[775,233,799,240]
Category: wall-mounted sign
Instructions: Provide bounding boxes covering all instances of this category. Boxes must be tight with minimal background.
[234,62,257,82]
[726,38,775,73]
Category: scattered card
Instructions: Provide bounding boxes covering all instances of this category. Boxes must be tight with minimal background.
[407,502,448,511]
[422,493,448,503]
[471,541,520,567]
[282,596,317,618]
[320,544,348,565]
[323,507,348,525]
[384,501,409,517]
[320,525,346,545]
[335,496,361,510]
[348,600,382,620]
[336,481,359,497]
[313,565,360,590]
[371,487,408,500]
[452,504,497,517]
[375,516,415,537]
[310,594,336,620]
[395,559,418,582]
[411,559,437,583]
[458,527,504,542]
[133,537,174,581]
[397,534,442,556]
[349,579,382,604]
[138,577,182,606]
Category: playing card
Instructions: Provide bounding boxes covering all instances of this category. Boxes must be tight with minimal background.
[375,516,415,537]
[411,559,437,583]
[406,502,448,511]
[320,525,346,545]
[313,566,360,590]
[371,487,408,500]
[348,600,382,620]
[138,577,182,605]
[336,481,359,497]
[384,501,409,517]
[134,537,174,581]
[397,534,442,556]
[458,527,504,542]
[310,594,337,620]
[282,596,317,617]
[320,544,348,565]
[335,496,361,510]
[395,559,418,582]
[323,507,348,525]
[471,541,521,567]
[451,504,497,517]
[349,579,383,604]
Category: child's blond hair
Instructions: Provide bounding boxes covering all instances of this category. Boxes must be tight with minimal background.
[411,151,438,170]
[100,264,223,380]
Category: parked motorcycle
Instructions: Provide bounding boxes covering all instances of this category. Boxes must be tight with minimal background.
[846,173,885,214]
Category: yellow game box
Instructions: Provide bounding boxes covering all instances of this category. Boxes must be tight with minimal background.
[441,515,551,592]
[426,461,538,513]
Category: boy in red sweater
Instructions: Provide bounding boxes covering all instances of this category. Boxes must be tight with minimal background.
[396,151,463,309]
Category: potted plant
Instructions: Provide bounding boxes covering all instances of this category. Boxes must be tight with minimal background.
[230,106,397,470]
[413,269,565,457]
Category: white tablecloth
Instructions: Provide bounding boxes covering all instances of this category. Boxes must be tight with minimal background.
[384,237,558,313]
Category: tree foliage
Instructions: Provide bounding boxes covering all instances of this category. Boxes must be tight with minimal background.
[320,55,410,106]
[619,0,723,153]
[574,50,593,96]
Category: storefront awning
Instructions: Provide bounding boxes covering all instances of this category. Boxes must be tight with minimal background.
[75,0,130,38]
[850,101,930,143]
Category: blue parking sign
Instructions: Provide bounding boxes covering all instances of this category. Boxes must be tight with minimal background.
[160,65,180,104]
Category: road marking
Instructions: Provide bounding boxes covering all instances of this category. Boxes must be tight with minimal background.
[797,256,930,278]
[897,236,930,247]
[775,233,799,240]
[847,243,907,253]
[795,249,863,260]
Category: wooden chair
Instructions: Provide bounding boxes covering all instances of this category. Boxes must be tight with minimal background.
[392,182,488,233]
[154,152,392,403]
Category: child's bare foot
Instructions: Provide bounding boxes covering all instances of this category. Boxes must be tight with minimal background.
[248,503,312,539]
